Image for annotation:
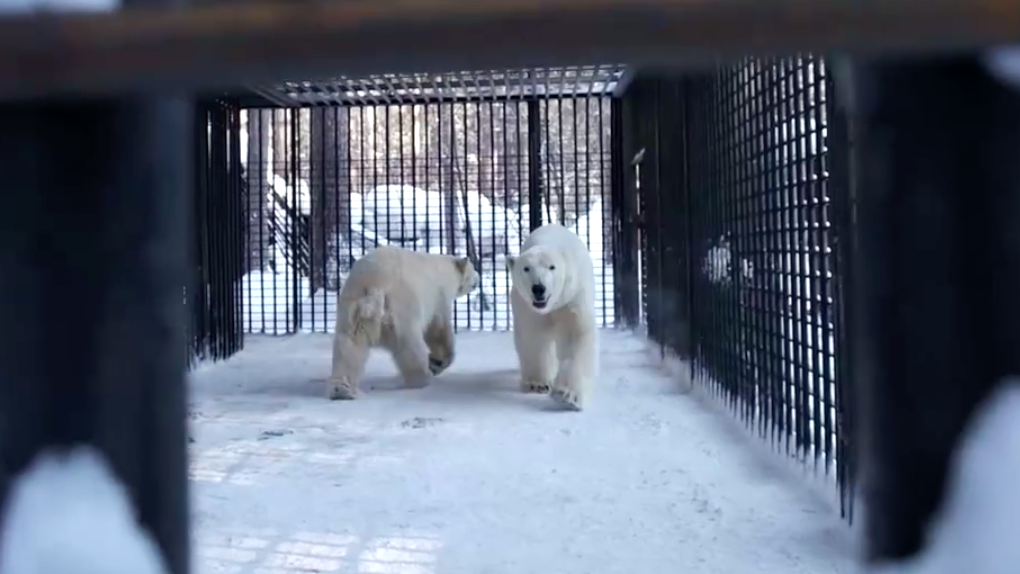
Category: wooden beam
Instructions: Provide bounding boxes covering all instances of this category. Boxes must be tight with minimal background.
[0,0,1018,100]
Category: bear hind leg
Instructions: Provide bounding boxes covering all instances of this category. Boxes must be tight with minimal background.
[327,331,370,400]
[389,322,434,390]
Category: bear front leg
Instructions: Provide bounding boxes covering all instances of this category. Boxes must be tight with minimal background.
[512,292,556,393]
[326,331,370,400]
[550,317,598,411]
[390,324,435,389]
[424,310,455,376]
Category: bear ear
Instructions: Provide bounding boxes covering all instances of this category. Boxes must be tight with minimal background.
[505,256,516,272]
[455,256,471,275]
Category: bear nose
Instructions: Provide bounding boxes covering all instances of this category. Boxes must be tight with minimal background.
[531,284,546,298]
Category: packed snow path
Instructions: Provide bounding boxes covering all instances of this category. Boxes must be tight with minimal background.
[189,330,855,574]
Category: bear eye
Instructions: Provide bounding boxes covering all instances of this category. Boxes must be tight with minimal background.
[549,265,556,270]
[523,266,530,272]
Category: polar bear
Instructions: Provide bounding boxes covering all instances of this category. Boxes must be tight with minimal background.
[326,246,478,400]
[506,223,598,411]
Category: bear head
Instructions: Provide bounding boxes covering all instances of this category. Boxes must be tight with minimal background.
[453,256,479,297]
[506,246,567,314]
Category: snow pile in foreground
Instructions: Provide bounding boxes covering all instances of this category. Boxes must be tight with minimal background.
[872,379,1020,574]
[0,447,169,574]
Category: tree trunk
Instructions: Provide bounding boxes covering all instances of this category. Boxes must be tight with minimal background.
[272,109,288,179]
[310,107,349,292]
[246,109,270,271]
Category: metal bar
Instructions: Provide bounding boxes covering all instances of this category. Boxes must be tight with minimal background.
[0,0,1018,101]
[289,109,301,332]
[526,100,543,231]
[489,100,497,330]
[502,100,511,330]
[608,96,625,326]
[828,54,858,522]
[195,104,211,357]
[228,102,245,355]
[612,68,638,98]
[844,54,1020,564]
[0,97,192,574]
[343,106,353,282]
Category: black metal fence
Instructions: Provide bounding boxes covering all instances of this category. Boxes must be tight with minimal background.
[239,94,617,335]
[188,99,246,365]
[620,57,857,519]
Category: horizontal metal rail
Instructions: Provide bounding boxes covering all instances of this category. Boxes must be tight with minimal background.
[0,0,1018,100]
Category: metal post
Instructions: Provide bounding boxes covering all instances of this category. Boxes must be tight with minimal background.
[843,54,1020,563]
[0,97,192,574]
[526,99,544,231]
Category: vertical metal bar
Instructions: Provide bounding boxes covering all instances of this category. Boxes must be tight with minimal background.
[502,100,511,330]
[230,103,245,355]
[269,110,279,333]
[210,104,226,359]
[489,100,497,330]
[385,105,391,247]
[363,108,371,261]
[195,105,210,360]
[258,110,267,334]
[423,103,430,253]
[0,96,192,574]
[243,110,252,336]
[399,105,407,251]
[828,55,858,522]
[475,100,484,328]
[333,106,341,296]
[543,99,552,225]
[526,99,543,232]
[608,97,626,327]
[463,101,472,330]
[410,104,417,252]
[373,107,379,253]
[344,107,353,285]
[290,110,301,333]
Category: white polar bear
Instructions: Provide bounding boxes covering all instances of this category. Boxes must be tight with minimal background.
[326,246,478,400]
[506,223,598,411]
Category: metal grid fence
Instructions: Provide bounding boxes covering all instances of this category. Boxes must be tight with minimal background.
[188,99,246,365]
[237,68,623,334]
[621,57,856,519]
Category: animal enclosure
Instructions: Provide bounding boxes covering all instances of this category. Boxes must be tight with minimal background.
[189,58,859,521]
[236,67,622,335]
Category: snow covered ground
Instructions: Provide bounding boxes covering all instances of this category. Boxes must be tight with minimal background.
[188,330,854,574]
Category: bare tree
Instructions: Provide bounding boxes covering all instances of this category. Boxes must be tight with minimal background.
[309,107,349,292]
[272,109,289,179]
[449,109,489,311]
[246,109,270,271]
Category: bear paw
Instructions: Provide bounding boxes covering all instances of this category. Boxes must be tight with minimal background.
[403,372,434,389]
[550,386,584,411]
[327,377,358,401]
[429,355,453,376]
[521,380,552,394]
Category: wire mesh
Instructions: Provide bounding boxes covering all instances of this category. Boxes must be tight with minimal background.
[622,57,855,519]
[238,94,617,334]
[250,66,626,107]
[188,98,246,365]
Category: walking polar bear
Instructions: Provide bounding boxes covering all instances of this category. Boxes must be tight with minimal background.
[326,246,478,400]
[506,223,598,411]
